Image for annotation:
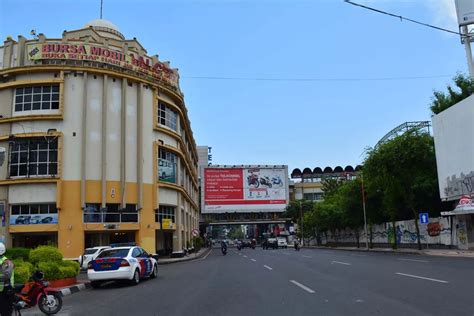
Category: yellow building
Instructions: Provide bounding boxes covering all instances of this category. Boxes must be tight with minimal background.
[0,20,199,258]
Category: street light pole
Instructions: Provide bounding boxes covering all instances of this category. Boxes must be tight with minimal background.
[299,200,304,246]
[360,173,369,250]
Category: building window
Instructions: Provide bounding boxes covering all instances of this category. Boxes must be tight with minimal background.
[303,193,324,201]
[155,205,176,223]
[10,203,58,225]
[158,102,177,131]
[9,137,58,178]
[158,148,177,183]
[14,85,60,112]
[83,203,138,223]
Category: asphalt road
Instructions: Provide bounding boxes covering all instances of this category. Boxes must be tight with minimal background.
[23,247,474,316]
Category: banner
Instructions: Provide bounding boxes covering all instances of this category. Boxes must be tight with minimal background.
[27,43,179,89]
[161,218,174,229]
[10,214,58,225]
[203,167,288,213]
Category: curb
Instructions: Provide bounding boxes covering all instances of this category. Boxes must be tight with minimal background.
[304,246,474,258]
[158,248,212,265]
[58,282,91,297]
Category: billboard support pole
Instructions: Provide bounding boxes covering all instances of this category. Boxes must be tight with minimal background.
[462,26,474,79]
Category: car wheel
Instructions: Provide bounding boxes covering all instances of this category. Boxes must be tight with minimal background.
[90,281,101,289]
[130,269,140,285]
[150,264,158,279]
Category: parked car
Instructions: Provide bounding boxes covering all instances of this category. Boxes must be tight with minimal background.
[277,237,288,248]
[79,246,111,270]
[87,246,158,288]
[262,237,278,250]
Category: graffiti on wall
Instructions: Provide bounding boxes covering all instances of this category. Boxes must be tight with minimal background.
[458,221,467,245]
[444,171,474,199]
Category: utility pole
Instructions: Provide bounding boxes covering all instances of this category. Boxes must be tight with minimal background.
[462,25,474,79]
[360,173,369,250]
[299,200,304,246]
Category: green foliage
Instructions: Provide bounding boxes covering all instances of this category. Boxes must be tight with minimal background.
[321,178,343,198]
[227,227,244,240]
[430,73,474,114]
[14,263,31,284]
[5,248,31,261]
[58,265,78,279]
[61,260,80,275]
[29,246,63,265]
[38,261,62,281]
[192,236,204,251]
[285,200,313,222]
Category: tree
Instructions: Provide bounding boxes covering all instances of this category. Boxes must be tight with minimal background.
[321,178,342,198]
[430,73,474,115]
[338,180,365,248]
[363,131,439,250]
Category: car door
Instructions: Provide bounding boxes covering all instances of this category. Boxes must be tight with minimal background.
[138,248,153,277]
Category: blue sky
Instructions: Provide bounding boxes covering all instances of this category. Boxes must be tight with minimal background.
[0,0,469,172]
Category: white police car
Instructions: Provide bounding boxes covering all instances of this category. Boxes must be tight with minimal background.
[87,246,158,288]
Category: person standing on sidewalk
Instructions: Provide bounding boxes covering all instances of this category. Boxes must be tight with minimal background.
[0,242,14,316]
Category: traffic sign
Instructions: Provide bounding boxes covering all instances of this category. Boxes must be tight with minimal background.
[192,229,199,237]
[419,213,429,224]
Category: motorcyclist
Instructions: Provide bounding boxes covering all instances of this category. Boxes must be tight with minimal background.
[250,239,256,249]
[0,242,14,316]
[221,240,227,254]
[294,238,300,251]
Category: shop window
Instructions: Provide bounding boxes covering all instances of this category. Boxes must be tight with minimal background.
[8,137,58,178]
[155,205,176,223]
[83,203,138,223]
[158,102,177,131]
[14,85,60,112]
[158,148,177,183]
[9,203,57,225]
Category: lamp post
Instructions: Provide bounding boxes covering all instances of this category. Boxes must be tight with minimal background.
[299,200,304,246]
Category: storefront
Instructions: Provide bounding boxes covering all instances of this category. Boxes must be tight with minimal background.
[441,196,474,250]
[11,232,58,248]
[84,231,136,248]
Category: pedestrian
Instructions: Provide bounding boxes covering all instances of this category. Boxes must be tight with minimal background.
[0,242,14,316]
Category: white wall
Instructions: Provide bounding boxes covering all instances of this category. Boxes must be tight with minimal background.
[106,78,121,181]
[85,75,103,180]
[433,94,474,201]
[159,187,178,206]
[125,83,137,183]
[9,183,56,203]
[141,87,154,184]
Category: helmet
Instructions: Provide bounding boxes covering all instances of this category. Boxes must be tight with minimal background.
[0,242,5,256]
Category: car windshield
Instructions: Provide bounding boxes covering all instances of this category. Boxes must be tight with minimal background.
[96,249,130,258]
[84,249,97,255]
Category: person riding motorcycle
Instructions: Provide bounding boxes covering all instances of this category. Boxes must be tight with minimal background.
[0,242,14,316]
[221,241,227,254]
[294,239,300,251]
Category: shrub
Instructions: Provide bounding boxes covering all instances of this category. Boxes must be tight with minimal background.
[5,248,31,261]
[14,264,31,285]
[29,246,63,265]
[38,261,62,281]
[192,236,204,252]
[59,266,77,279]
[61,260,80,275]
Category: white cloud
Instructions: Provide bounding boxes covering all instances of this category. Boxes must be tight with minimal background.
[425,0,458,30]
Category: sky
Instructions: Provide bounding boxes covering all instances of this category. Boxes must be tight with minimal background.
[0,0,470,173]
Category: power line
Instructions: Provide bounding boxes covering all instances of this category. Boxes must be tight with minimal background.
[344,0,465,38]
[181,74,451,82]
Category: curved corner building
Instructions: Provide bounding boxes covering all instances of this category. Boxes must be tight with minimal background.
[0,20,199,258]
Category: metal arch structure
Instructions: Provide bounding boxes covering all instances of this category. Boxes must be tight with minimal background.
[375,121,431,148]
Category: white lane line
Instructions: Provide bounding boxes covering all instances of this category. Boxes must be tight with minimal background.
[243,255,248,258]
[302,255,312,258]
[264,265,273,270]
[290,280,316,294]
[251,258,257,262]
[283,252,291,255]
[199,249,212,261]
[395,272,449,284]
[332,261,352,266]
[397,258,428,263]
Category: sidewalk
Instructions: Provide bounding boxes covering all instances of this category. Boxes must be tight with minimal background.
[305,245,474,258]
[157,248,212,265]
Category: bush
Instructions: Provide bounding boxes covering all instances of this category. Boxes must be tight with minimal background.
[29,246,63,265]
[38,261,62,281]
[14,264,31,285]
[192,236,204,252]
[61,260,80,275]
[6,248,31,261]
[59,266,77,279]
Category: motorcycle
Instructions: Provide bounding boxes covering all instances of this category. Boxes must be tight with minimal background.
[221,246,227,255]
[247,174,259,188]
[12,270,63,315]
[271,175,283,187]
[294,242,300,251]
[259,176,272,188]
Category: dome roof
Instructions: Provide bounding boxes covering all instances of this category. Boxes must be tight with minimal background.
[84,19,120,32]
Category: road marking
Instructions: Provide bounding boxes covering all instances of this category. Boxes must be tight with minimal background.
[397,258,428,263]
[251,258,257,262]
[264,265,273,270]
[199,249,212,261]
[332,261,351,266]
[302,255,312,258]
[283,252,291,255]
[395,272,449,283]
[290,280,315,293]
[243,255,248,258]
[352,254,367,257]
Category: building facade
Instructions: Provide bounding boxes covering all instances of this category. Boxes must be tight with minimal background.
[0,20,199,258]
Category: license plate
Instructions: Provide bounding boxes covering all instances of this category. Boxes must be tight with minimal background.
[101,264,112,269]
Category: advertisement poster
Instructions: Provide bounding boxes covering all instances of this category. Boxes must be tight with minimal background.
[10,214,58,225]
[158,158,176,183]
[203,166,288,213]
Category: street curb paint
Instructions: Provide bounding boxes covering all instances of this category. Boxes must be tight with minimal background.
[59,282,91,297]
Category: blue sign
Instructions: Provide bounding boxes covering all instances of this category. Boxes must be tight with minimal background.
[419,213,429,224]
